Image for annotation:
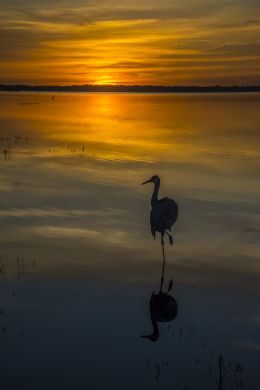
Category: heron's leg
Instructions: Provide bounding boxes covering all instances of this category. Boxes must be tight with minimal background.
[161,234,164,246]
[160,234,166,292]
[165,231,173,245]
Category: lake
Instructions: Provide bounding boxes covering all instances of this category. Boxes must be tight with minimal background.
[1,92,260,389]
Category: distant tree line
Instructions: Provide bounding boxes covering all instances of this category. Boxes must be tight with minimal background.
[0,84,259,93]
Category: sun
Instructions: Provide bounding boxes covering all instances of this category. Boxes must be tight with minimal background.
[93,75,116,85]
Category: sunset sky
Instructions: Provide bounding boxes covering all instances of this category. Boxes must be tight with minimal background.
[0,0,260,85]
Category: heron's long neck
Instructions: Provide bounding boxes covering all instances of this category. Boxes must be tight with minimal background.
[151,180,160,207]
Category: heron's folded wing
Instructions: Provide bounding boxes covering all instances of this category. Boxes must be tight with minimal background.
[150,199,178,234]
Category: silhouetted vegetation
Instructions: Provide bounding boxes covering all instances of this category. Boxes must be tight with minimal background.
[0,84,260,93]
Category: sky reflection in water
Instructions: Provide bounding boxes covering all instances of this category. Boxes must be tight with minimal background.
[0,93,260,389]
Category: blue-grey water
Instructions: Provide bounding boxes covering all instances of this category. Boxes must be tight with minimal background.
[0,92,260,389]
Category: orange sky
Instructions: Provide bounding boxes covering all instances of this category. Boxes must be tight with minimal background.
[0,0,260,85]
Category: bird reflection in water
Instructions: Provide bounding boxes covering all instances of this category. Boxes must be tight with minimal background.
[142,175,179,341]
[142,265,178,342]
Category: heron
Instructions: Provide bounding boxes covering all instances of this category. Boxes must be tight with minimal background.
[142,175,178,246]
[142,175,178,288]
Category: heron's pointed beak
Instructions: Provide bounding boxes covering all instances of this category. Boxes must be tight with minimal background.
[141,179,152,185]
[141,334,158,342]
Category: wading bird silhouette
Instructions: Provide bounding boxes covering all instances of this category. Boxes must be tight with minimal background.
[142,175,178,244]
[142,174,178,251]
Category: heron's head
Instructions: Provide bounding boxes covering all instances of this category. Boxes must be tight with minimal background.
[142,175,160,185]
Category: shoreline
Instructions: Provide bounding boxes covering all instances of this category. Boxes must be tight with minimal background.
[1,85,260,94]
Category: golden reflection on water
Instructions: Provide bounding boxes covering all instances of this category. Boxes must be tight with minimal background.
[0,92,260,270]
[1,93,259,198]
[1,93,259,161]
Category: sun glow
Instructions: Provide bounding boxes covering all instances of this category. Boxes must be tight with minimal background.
[93,75,117,85]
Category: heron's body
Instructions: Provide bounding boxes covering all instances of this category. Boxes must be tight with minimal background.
[150,197,178,239]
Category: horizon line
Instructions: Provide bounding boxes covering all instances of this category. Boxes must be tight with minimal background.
[1,83,260,87]
[1,84,260,93]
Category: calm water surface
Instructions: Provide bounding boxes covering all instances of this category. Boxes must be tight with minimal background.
[0,93,260,389]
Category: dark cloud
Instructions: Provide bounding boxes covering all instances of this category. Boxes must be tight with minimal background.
[0,0,251,26]
[246,19,259,25]
[208,42,260,56]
